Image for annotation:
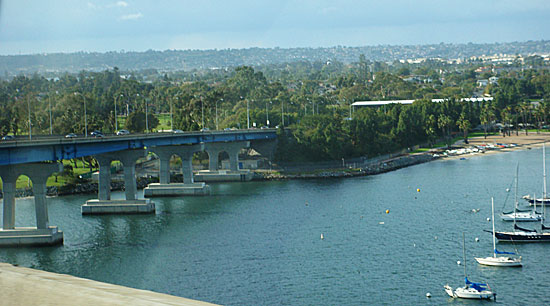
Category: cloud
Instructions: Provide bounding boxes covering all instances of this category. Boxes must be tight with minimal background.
[115,1,128,8]
[119,13,143,21]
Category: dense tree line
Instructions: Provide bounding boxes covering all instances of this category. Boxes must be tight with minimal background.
[1,59,550,162]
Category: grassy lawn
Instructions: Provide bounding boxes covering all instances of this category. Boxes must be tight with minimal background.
[156,113,171,131]
[116,113,171,131]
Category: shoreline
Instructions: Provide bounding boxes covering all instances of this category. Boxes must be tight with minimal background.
[257,132,550,180]
[4,133,550,198]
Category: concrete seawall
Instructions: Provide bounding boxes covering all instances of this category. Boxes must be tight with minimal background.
[0,263,218,306]
[258,153,436,180]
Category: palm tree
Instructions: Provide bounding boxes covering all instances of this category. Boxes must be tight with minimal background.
[520,102,531,136]
[457,112,471,144]
[438,114,453,148]
[480,104,495,139]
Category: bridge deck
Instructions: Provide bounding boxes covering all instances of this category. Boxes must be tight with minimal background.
[0,129,277,166]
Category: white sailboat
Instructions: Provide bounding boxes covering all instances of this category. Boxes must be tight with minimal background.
[500,164,542,222]
[445,233,496,300]
[476,197,522,267]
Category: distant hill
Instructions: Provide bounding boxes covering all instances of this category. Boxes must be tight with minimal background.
[2,40,549,76]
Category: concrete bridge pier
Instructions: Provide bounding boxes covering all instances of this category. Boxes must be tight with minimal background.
[0,162,64,246]
[82,149,155,215]
[195,141,253,182]
[144,144,210,197]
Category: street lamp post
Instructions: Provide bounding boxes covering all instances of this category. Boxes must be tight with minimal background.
[145,98,149,133]
[281,100,284,127]
[114,94,123,132]
[75,92,87,137]
[171,95,177,131]
[201,96,205,129]
[48,94,53,135]
[247,99,250,129]
[266,101,270,127]
[216,98,222,130]
[27,95,32,140]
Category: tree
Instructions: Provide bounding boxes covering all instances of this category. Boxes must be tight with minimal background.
[425,114,437,146]
[438,114,453,148]
[480,104,495,139]
[457,112,471,144]
[126,110,159,133]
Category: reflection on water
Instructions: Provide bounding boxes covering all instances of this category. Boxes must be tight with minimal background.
[1,148,550,305]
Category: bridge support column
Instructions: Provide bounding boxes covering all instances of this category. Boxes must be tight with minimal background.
[144,144,210,197]
[181,150,195,184]
[121,151,143,201]
[158,154,171,185]
[82,149,155,215]
[2,172,16,230]
[0,162,63,247]
[195,141,253,182]
[205,148,220,171]
[96,156,112,201]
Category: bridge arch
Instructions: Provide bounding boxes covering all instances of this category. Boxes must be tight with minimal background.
[0,162,61,231]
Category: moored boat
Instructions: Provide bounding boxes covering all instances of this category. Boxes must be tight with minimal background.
[445,233,496,300]
[476,198,522,266]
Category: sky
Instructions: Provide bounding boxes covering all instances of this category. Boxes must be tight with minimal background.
[1,0,550,55]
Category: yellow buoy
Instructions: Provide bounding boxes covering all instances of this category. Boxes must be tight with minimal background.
[385,209,390,214]
[417,188,420,192]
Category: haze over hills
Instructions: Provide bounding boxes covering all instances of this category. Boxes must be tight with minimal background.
[2,40,550,76]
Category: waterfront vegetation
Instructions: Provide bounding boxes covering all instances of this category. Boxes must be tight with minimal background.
[1,57,550,167]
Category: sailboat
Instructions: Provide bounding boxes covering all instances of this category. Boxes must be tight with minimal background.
[475,198,522,267]
[500,164,542,222]
[495,194,550,242]
[444,233,496,299]
[524,143,550,205]
[495,157,550,242]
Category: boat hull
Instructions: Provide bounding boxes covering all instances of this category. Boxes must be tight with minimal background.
[500,213,542,222]
[444,285,494,299]
[494,231,550,242]
[523,195,550,206]
[474,256,522,267]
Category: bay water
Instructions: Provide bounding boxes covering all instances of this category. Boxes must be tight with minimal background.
[1,147,550,305]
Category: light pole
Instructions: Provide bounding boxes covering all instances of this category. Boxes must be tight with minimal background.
[201,96,204,130]
[75,92,87,137]
[281,100,284,127]
[27,95,32,140]
[171,94,177,131]
[48,93,53,135]
[266,101,271,127]
[115,94,123,132]
[216,98,222,130]
[145,98,149,133]
[247,99,250,129]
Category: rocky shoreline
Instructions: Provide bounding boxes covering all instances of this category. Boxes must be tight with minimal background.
[2,153,436,199]
[257,153,436,180]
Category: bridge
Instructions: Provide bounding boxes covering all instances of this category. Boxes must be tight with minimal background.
[0,129,278,247]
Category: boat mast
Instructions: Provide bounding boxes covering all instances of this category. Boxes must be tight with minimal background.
[491,197,497,258]
[462,232,467,279]
[514,164,519,231]
[544,143,547,200]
